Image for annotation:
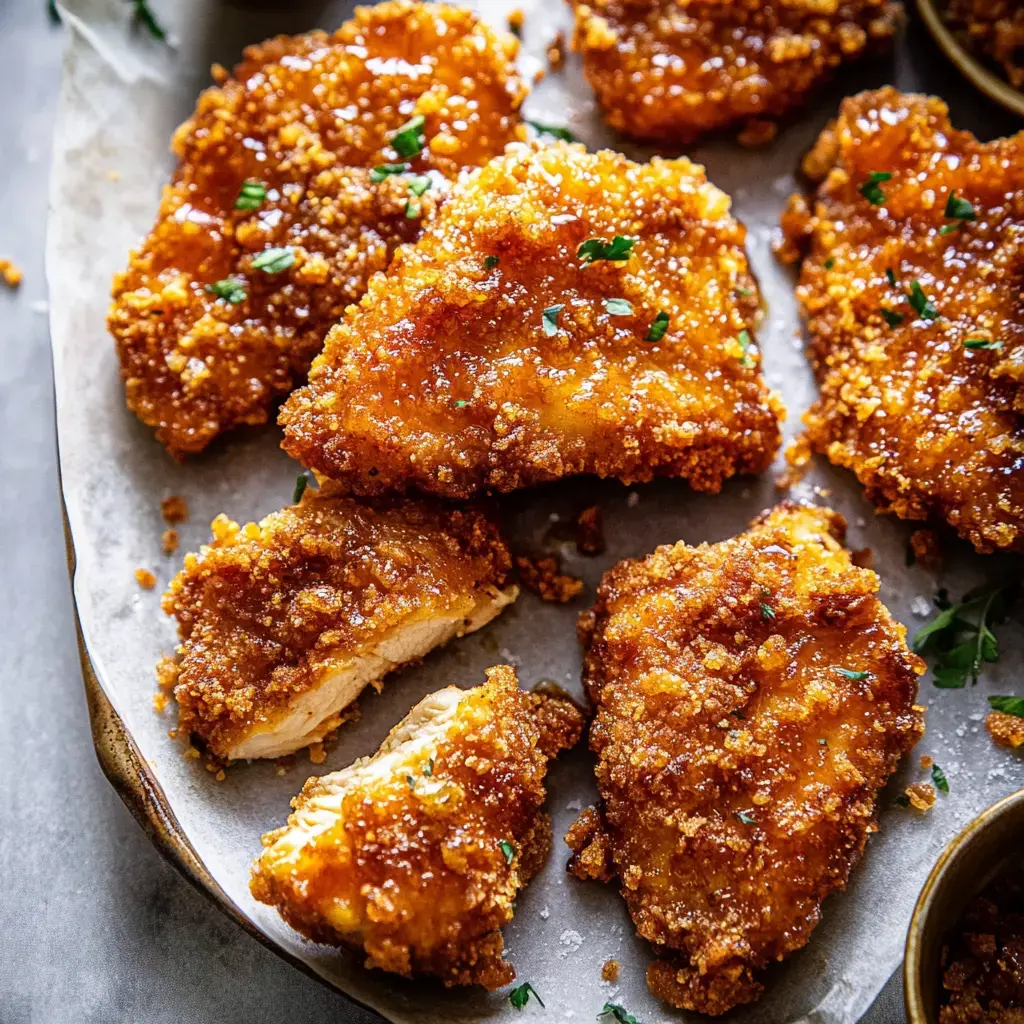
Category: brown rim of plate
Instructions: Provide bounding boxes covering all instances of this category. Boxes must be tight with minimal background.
[57,480,384,1019]
[903,787,1024,1023]
[916,0,1024,118]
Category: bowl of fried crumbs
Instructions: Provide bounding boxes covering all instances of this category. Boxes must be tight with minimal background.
[905,787,1024,1023]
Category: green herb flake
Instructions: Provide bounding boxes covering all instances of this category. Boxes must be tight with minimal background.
[391,114,426,159]
[369,162,410,183]
[405,198,422,220]
[578,235,636,264]
[234,180,267,211]
[895,794,911,807]
[931,764,949,794]
[484,255,500,270]
[407,175,431,197]
[509,983,545,1010]
[760,600,775,620]
[738,328,754,366]
[542,304,564,337]
[603,298,633,316]
[736,285,754,296]
[964,338,1003,351]
[881,308,905,327]
[132,0,167,41]
[823,258,835,271]
[205,277,247,304]
[406,775,416,790]
[907,281,939,321]
[736,810,756,825]
[292,473,309,504]
[251,246,295,274]
[834,667,870,680]
[526,120,576,143]
[859,171,892,206]
[944,193,977,223]
[989,696,1024,718]
[424,757,434,777]
[599,1003,641,1024]
[885,267,897,287]
[499,839,515,865]
[818,738,828,746]
[645,310,670,343]
[453,399,469,409]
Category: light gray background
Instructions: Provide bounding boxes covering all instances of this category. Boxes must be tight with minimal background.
[9,0,1014,1018]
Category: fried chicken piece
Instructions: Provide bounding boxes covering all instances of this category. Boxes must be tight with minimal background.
[110,1,527,457]
[568,0,901,144]
[163,490,517,759]
[780,88,1024,554]
[281,142,782,498]
[250,666,583,987]
[946,0,1024,89]
[569,502,924,1015]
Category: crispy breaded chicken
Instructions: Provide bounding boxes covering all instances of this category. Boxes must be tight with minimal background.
[568,502,924,1015]
[780,88,1024,553]
[280,141,783,498]
[251,666,583,988]
[163,490,516,759]
[946,0,1024,89]
[569,0,901,144]
[109,1,527,457]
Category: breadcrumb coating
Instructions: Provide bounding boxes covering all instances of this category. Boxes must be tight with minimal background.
[250,666,584,988]
[987,710,1024,749]
[945,0,1024,89]
[109,1,527,457]
[281,142,782,498]
[569,0,901,144]
[780,88,1024,553]
[569,502,924,1015]
[163,489,516,759]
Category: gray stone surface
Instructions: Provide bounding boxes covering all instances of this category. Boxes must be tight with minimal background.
[0,2,914,1020]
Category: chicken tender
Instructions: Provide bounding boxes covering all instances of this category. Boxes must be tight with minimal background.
[946,0,1024,89]
[110,1,527,457]
[163,490,517,759]
[280,141,783,498]
[569,0,901,144]
[780,88,1024,553]
[568,502,924,1015]
[251,666,583,988]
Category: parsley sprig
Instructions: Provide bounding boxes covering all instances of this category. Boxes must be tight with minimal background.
[391,114,426,160]
[989,696,1024,718]
[205,277,246,304]
[132,0,167,41]
[931,764,949,793]
[913,586,1011,688]
[578,236,635,264]
[939,193,977,234]
[252,247,295,274]
[599,1004,641,1024]
[645,310,669,343]
[499,839,516,865]
[859,171,892,206]
[509,983,544,1010]
[234,180,266,211]
[527,120,575,143]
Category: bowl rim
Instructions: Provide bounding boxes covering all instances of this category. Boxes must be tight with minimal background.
[903,786,1024,1023]
[916,0,1024,118]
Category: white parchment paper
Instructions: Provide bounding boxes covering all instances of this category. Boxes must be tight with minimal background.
[48,1,1024,1021]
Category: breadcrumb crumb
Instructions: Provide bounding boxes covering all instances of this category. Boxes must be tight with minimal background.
[160,495,189,524]
[576,506,605,556]
[153,691,170,713]
[905,783,937,811]
[161,528,179,555]
[909,529,943,573]
[920,754,934,769]
[548,31,566,69]
[516,555,585,603]
[987,711,1024,749]
[135,568,157,590]
[155,654,180,690]
[309,742,327,765]
[0,258,23,288]
[602,959,620,982]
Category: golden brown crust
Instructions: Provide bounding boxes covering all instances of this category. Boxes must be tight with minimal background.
[109,1,527,456]
[570,501,925,1015]
[569,0,901,144]
[945,0,1024,90]
[250,666,584,988]
[781,88,1024,553]
[163,490,513,757]
[987,710,1024,749]
[280,141,783,497]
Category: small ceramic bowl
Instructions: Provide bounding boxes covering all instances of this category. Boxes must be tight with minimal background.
[916,0,1024,118]
[904,787,1024,1023]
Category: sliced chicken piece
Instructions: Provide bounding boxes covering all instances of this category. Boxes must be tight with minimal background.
[251,666,584,988]
[163,490,516,759]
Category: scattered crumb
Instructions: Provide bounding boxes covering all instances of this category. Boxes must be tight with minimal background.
[909,528,942,572]
[851,547,873,568]
[276,765,288,776]
[152,691,170,713]
[135,568,157,590]
[602,959,620,982]
[309,742,327,765]
[155,655,179,690]
[987,711,1024,749]
[161,528,179,555]
[215,769,226,781]
[911,595,933,618]
[210,62,229,84]
[533,67,546,84]
[548,30,566,69]
[498,646,521,667]
[160,494,189,524]
[558,929,584,957]
[106,169,120,182]
[920,754,934,769]
[738,118,778,148]
[0,258,23,288]
[183,745,201,760]
[905,783,937,811]
[275,753,297,774]
[776,432,812,490]
[507,7,524,36]
[575,505,605,555]
[539,905,550,919]
[516,554,584,603]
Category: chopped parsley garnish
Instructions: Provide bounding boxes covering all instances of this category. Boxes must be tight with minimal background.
[603,298,633,316]
[251,246,295,274]
[484,255,499,270]
[391,114,426,159]
[885,267,898,287]
[880,307,904,327]
[509,983,545,1010]
[234,180,267,211]
[907,281,939,321]
[760,599,775,620]
[736,285,754,296]
[578,235,635,264]
[823,258,835,271]
[859,171,892,206]
[369,162,410,183]
[424,757,434,777]
[964,338,1003,351]
[599,1004,641,1024]
[931,764,949,794]
[989,695,1024,718]
[499,839,515,865]
[738,328,754,366]
[542,304,564,337]
[132,0,167,41]
[453,399,469,409]
[407,175,431,197]
[405,198,422,220]
[913,586,1010,689]
[292,473,309,504]
[205,276,247,304]
[645,310,670,343]
[736,811,756,825]
[834,667,870,680]
[406,774,416,790]
[944,193,977,223]
[818,738,828,746]
[526,120,576,143]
